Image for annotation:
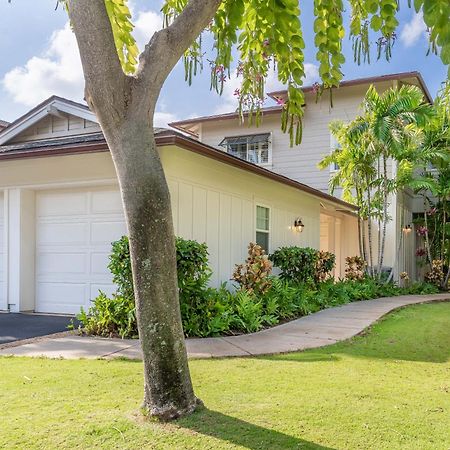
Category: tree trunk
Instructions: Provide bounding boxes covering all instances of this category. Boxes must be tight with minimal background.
[423,198,433,270]
[377,154,388,278]
[109,122,200,420]
[366,186,374,277]
[387,208,404,284]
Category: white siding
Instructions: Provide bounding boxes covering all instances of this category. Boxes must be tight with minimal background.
[199,81,399,193]
[10,113,100,143]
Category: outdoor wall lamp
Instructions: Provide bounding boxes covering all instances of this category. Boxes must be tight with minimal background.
[402,224,412,234]
[293,218,305,233]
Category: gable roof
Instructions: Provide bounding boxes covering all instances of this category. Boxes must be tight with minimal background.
[0,120,357,212]
[0,120,9,130]
[170,71,432,136]
[0,96,97,146]
[267,71,433,104]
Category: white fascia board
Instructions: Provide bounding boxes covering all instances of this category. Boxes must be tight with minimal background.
[53,99,97,123]
[0,98,98,146]
[0,108,49,146]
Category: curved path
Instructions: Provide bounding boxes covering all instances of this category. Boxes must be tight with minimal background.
[0,293,448,359]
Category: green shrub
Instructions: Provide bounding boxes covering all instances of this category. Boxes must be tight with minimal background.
[78,292,137,339]
[260,277,300,319]
[78,236,440,339]
[79,236,219,338]
[270,246,319,284]
[230,290,265,333]
[108,236,133,299]
[181,284,234,337]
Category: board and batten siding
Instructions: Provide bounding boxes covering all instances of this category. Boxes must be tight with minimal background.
[10,114,101,143]
[161,145,320,286]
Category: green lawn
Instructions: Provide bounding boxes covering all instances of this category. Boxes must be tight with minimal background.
[1,302,449,450]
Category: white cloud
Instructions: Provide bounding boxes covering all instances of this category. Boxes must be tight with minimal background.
[303,63,320,85]
[2,23,85,107]
[2,9,173,123]
[133,10,163,51]
[154,111,178,128]
[400,11,427,48]
[214,62,320,114]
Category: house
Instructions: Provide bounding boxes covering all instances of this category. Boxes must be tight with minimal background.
[171,71,432,282]
[0,96,358,315]
[0,120,9,132]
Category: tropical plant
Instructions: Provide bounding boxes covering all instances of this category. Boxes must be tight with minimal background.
[78,292,138,339]
[345,256,367,281]
[315,251,336,282]
[232,243,273,294]
[320,84,435,279]
[409,82,450,288]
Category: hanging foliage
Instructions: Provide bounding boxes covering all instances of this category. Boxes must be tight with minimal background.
[63,0,450,145]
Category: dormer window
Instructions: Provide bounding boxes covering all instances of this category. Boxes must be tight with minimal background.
[219,133,271,165]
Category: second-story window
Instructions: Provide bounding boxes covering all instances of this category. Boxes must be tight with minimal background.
[219,133,271,165]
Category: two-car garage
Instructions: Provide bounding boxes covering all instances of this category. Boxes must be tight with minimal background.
[35,187,127,314]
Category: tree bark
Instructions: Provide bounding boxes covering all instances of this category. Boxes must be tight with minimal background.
[366,184,374,277]
[67,0,222,420]
[423,198,433,270]
[110,122,200,419]
[377,154,388,278]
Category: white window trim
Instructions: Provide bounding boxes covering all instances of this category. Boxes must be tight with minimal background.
[255,203,271,252]
[221,132,273,167]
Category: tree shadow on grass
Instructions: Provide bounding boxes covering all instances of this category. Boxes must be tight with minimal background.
[177,408,335,450]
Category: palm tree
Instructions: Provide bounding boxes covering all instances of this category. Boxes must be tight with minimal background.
[361,85,435,277]
[319,84,435,280]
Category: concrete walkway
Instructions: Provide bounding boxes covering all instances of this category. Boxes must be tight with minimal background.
[0,293,448,359]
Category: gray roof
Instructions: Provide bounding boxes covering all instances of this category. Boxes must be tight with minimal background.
[0,128,170,153]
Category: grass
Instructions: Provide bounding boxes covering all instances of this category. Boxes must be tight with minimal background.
[0,302,449,450]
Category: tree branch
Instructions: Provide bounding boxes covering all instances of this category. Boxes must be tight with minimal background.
[67,0,130,123]
[136,0,222,96]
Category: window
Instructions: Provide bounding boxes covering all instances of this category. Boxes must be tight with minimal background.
[330,134,340,171]
[219,133,271,165]
[256,205,270,251]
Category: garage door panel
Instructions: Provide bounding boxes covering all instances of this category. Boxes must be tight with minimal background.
[91,221,127,244]
[91,190,123,213]
[36,191,88,216]
[35,187,125,314]
[37,283,87,314]
[37,222,89,246]
[91,253,111,275]
[37,252,88,275]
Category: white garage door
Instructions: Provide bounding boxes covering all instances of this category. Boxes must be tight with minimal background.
[35,187,127,314]
[0,193,4,310]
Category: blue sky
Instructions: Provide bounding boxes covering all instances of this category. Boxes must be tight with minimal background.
[0,0,447,125]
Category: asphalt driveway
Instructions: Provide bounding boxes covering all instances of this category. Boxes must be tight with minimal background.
[0,313,76,345]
